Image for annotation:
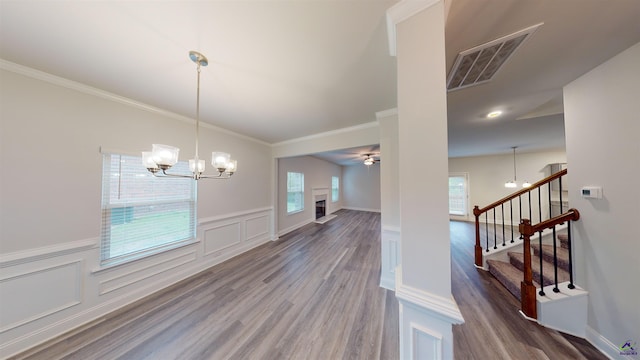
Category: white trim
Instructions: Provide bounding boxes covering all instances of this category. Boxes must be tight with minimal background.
[585,326,620,360]
[341,206,381,213]
[386,0,442,56]
[375,108,398,119]
[271,121,379,147]
[198,207,272,225]
[0,239,97,268]
[396,269,464,325]
[0,59,268,146]
[278,219,314,237]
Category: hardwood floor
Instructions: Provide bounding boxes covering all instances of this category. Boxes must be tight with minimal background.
[13,210,398,360]
[13,211,605,359]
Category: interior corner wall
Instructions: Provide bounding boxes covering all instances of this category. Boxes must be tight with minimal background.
[448,149,567,221]
[563,42,640,356]
[276,155,342,235]
[0,67,272,356]
[342,164,381,213]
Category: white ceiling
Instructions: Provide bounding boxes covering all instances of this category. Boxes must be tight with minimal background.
[1,1,639,163]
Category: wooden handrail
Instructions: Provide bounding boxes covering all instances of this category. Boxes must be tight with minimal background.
[519,208,580,236]
[473,169,567,216]
[518,208,580,319]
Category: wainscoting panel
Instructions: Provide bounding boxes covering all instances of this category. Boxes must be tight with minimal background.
[0,260,82,333]
[0,207,273,358]
[245,214,270,242]
[411,322,442,359]
[380,226,400,290]
[203,222,242,257]
[99,251,197,295]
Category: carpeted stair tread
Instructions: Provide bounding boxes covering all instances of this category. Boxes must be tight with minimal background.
[531,244,570,273]
[557,233,569,249]
[508,251,570,287]
[487,260,541,300]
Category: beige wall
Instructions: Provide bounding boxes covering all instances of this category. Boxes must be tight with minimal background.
[564,42,640,357]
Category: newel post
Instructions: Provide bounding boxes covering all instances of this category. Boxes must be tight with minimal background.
[473,206,483,267]
[519,218,537,319]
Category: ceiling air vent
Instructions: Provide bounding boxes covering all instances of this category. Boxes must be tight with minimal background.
[447,23,543,92]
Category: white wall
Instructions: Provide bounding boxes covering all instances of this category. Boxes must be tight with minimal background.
[449,150,567,221]
[277,155,342,235]
[564,42,640,358]
[0,64,273,356]
[342,164,381,212]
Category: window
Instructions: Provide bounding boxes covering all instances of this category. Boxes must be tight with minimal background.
[449,174,468,216]
[287,172,304,213]
[100,153,196,265]
[331,176,339,202]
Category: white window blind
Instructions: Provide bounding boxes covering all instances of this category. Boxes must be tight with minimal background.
[287,172,304,213]
[331,176,339,202]
[100,153,196,265]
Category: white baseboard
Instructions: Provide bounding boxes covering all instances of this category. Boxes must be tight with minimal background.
[341,206,381,213]
[585,326,626,360]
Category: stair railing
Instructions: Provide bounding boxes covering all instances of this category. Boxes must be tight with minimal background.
[473,168,567,267]
[518,209,580,319]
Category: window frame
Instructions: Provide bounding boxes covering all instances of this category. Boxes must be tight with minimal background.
[286,171,305,214]
[100,152,197,267]
[331,176,339,202]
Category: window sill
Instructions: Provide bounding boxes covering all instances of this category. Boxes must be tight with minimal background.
[287,209,304,216]
[92,238,199,274]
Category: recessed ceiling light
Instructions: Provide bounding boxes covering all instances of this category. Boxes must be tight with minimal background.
[487,110,502,118]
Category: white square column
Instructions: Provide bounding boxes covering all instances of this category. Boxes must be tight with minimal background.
[387,1,464,358]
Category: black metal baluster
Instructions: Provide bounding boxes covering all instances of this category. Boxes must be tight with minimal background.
[559,176,564,214]
[501,203,506,246]
[528,190,532,225]
[519,195,524,240]
[485,213,489,252]
[538,186,542,223]
[538,231,545,296]
[548,182,552,221]
[510,199,514,243]
[567,220,575,289]
[552,225,559,293]
[493,208,497,249]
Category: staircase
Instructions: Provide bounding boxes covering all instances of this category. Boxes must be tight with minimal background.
[487,234,570,301]
[473,168,589,337]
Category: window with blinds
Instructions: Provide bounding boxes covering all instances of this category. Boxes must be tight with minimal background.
[100,153,196,265]
[286,172,304,214]
[331,176,339,202]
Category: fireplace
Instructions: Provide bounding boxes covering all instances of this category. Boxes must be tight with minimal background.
[315,199,326,220]
[312,187,336,224]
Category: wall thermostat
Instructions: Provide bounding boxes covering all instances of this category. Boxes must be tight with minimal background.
[581,186,602,199]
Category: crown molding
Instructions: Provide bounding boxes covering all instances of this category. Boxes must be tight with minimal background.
[386,0,442,56]
[0,59,269,147]
[271,121,379,147]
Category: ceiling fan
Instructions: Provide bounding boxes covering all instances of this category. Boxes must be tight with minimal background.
[363,153,380,166]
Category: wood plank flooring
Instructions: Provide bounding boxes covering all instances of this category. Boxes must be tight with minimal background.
[13,210,398,360]
[12,211,605,359]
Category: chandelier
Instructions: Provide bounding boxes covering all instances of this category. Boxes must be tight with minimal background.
[504,146,530,188]
[142,51,237,180]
